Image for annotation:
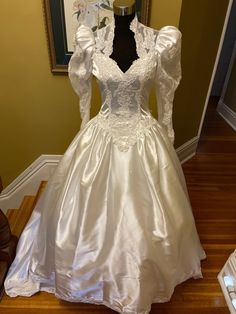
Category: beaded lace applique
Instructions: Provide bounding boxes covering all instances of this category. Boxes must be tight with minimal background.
[96,113,157,152]
[92,16,160,152]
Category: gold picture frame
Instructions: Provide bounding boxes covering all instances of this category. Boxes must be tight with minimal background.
[43,0,151,73]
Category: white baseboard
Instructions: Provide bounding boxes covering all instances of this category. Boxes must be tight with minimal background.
[0,155,62,214]
[0,138,198,215]
[176,136,199,164]
[217,100,236,131]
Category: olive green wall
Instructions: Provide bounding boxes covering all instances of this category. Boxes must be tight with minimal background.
[0,0,183,187]
[0,1,80,187]
[149,0,183,120]
[174,0,229,146]
[150,0,182,28]
[224,56,236,112]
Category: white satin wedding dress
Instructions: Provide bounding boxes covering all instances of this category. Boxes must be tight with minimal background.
[4,16,206,314]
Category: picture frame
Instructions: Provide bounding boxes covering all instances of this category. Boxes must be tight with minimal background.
[43,0,150,73]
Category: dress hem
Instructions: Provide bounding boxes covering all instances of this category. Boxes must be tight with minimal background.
[5,267,203,314]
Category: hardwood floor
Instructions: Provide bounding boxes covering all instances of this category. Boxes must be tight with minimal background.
[0,97,235,313]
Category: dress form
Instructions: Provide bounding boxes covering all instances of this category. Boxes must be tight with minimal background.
[110,0,138,73]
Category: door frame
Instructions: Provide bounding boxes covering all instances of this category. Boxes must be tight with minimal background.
[197,0,234,138]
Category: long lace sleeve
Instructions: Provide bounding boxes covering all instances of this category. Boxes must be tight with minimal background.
[68,25,95,129]
[155,27,182,144]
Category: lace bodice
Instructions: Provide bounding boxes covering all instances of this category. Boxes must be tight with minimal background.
[68,16,181,150]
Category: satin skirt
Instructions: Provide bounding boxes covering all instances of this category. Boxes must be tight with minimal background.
[4,114,206,314]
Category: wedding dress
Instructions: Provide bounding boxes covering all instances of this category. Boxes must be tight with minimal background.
[4,16,206,314]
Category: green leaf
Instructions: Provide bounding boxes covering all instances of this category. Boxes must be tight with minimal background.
[98,16,109,29]
[92,25,98,32]
[73,10,81,21]
[100,3,113,11]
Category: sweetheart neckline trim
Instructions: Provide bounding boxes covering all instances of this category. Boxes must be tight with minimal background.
[94,52,156,76]
[105,55,142,76]
[107,15,144,74]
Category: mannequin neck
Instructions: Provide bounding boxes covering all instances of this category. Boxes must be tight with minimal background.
[113,13,136,31]
[110,12,138,72]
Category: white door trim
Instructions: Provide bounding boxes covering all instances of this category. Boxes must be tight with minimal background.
[217,99,236,131]
[220,41,236,101]
[197,0,234,138]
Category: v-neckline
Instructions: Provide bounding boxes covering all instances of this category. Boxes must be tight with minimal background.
[106,15,141,75]
[94,15,162,76]
[107,55,142,76]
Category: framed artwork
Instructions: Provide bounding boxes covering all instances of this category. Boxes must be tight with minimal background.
[43,0,150,73]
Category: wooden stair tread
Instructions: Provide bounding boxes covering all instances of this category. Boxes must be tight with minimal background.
[6,209,18,228]
[32,181,47,208]
[6,181,47,237]
[6,196,35,237]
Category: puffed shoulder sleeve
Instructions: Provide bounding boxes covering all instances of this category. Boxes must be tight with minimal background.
[155,26,182,144]
[68,25,95,129]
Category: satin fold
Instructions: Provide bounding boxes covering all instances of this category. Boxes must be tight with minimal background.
[5,116,205,313]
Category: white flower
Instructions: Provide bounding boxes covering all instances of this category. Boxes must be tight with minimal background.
[73,0,87,14]
[72,0,114,30]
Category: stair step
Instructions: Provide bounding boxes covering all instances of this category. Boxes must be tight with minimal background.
[10,196,36,237]
[5,181,47,237]
[6,208,18,228]
[32,181,47,208]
